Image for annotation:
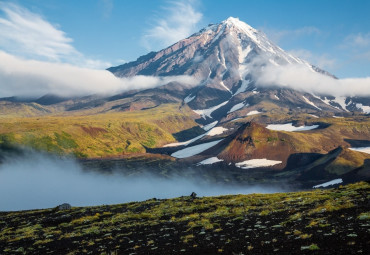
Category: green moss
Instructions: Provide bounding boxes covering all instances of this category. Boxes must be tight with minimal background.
[267,137,278,142]
[0,133,16,144]
[22,134,62,154]
[73,151,88,158]
[54,132,78,149]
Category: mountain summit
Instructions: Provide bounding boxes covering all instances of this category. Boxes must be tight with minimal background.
[108,17,368,120]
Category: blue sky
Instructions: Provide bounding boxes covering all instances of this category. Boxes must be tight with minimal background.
[0,0,369,79]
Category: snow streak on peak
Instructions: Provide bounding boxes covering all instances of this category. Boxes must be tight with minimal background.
[222,17,257,34]
[202,17,308,67]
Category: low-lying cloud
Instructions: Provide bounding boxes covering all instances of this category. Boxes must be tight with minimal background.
[252,61,370,97]
[0,51,198,98]
[0,151,285,211]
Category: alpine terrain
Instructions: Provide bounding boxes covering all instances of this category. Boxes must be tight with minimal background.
[0,17,369,188]
[0,15,370,255]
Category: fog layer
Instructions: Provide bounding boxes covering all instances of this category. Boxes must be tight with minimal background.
[0,151,285,211]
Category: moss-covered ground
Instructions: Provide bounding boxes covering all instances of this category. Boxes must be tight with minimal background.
[0,182,369,254]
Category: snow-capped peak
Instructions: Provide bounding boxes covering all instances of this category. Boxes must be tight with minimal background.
[222,17,257,34]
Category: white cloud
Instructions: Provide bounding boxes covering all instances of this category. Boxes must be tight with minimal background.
[344,33,370,48]
[252,61,370,97]
[0,2,111,69]
[0,51,198,98]
[262,26,320,44]
[99,0,114,19]
[141,0,203,50]
[288,49,337,69]
[341,33,370,61]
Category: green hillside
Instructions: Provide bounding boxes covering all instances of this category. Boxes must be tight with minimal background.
[0,104,198,158]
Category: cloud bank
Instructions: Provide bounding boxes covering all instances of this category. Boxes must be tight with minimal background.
[0,51,198,98]
[249,58,370,97]
[142,0,203,50]
[0,151,284,211]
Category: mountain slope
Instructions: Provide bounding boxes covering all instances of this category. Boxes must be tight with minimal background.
[108,17,356,120]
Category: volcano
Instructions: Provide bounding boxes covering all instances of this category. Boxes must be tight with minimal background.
[108,17,369,123]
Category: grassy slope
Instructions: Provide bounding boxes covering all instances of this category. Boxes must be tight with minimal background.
[0,104,198,158]
[0,102,53,118]
[0,182,369,254]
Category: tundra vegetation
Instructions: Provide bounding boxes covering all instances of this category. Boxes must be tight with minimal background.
[0,182,368,254]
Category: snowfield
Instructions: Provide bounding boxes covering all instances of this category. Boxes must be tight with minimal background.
[266,123,319,132]
[194,101,229,119]
[228,102,246,113]
[349,147,370,154]
[203,121,218,131]
[196,157,224,165]
[235,158,282,169]
[313,178,343,188]
[302,96,321,110]
[246,110,261,116]
[163,132,208,147]
[164,122,227,147]
[207,127,228,136]
[171,139,224,158]
[184,94,196,103]
[356,103,370,114]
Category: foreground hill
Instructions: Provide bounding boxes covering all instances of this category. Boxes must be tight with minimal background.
[0,182,369,254]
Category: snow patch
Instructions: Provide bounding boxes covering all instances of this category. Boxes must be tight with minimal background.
[193,101,229,119]
[302,96,321,110]
[246,110,261,116]
[207,127,228,136]
[184,94,196,103]
[309,114,319,118]
[349,147,370,154]
[356,103,370,113]
[238,44,252,64]
[171,139,224,159]
[235,158,282,169]
[163,132,207,148]
[234,80,250,95]
[228,102,246,113]
[266,123,319,132]
[333,116,343,118]
[163,122,226,147]
[203,121,218,131]
[220,81,232,93]
[313,178,343,188]
[184,94,196,104]
[274,95,280,100]
[333,96,349,112]
[196,157,224,165]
